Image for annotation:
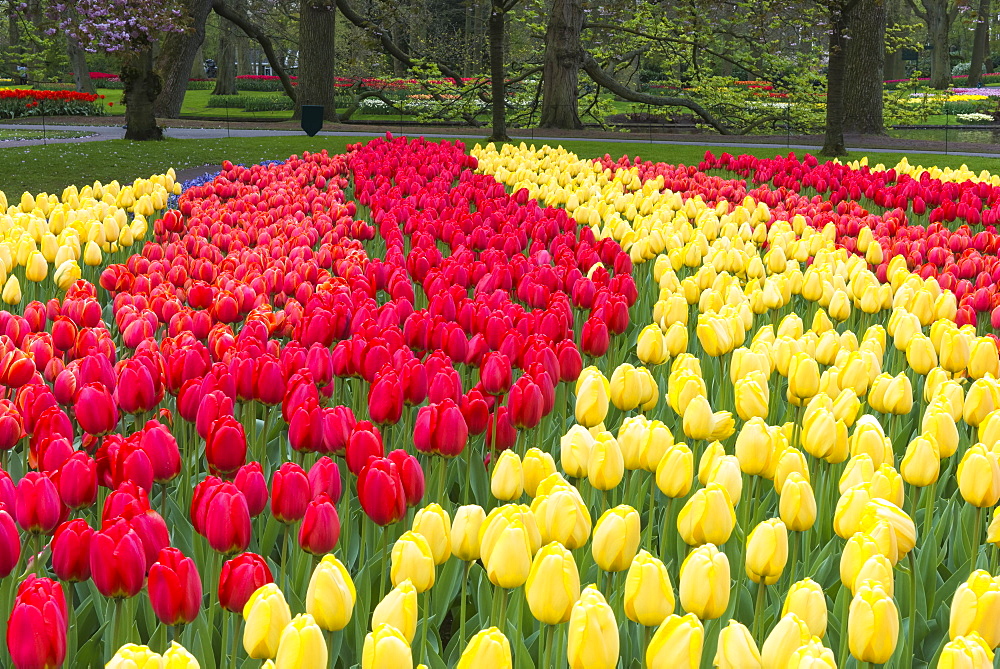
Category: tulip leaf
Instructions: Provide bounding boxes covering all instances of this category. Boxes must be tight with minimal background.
[432,554,464,627]
[74,618,110,668]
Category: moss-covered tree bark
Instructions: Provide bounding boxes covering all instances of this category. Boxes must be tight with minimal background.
[539,0,583,129]
[154,0,214,117]
[122,48,164,141]
[295,0,338,121]
[843,0,886,134]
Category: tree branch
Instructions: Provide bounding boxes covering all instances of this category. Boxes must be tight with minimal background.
[211,0,297,100]
[903,0,928,21]
[581,54,732,134]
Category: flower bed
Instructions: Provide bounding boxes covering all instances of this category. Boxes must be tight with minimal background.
[0,89,109,118]
[3,138,1000,669]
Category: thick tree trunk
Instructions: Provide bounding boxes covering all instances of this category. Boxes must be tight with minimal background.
[539,0,583,129]
[68,37,96,94]
[967,0,991,87]
[295,0,338,120]
[886,48,905,79]
[844,0,886,134]
[7,1,21,83]
[191,46,206,78]
[488,4,508,141]
[213,15,239,95]
[926,0,952,88]
[154,0,213,118]
[122,49,164,141]
[821,5,851,156]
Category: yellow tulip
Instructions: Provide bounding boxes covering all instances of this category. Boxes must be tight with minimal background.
[483,516,534,589]
[733,371,769,421]
[786,638,837,668]
[1,275,20,305]
[760,613,811,669]
[900,434,940,488]
[849,415,892,468]
[965,379,997,428]
[457,628,511,669]
[958,444,1000,508]
[274,614,328,669]
[305,555,355,632]
[637,324,668,365]
[618,416,650,471]
[970,338,1000,379]
[642,420,675,473]
[861,499,916,557]
[801,406,849,464]
[868,464,904,508]
[655,442,693,498]
[852,554,895,596]
[697,440,724,487]
[923,408,959,458]
[532,486,591,550]
[588,431,625,491]
[682,395,734,441]
[243,583,292,660]
[390,531,435,593]
[949,570,1000,649]
[610,363,643,411]
[522,448,556,498]
[623,550,674,627]
[24,251,46,282]
[848,581,899,664]
[107,644,164,669]
[83,239,102,266]
[787,352,820,406]
[939,328,971,374]
[479,504,541,563]
[773,448,810,494]
[525,542,580,625]
[362,623,413,669]
[450,505,485,561]
[713,620,761,669]
[677,483,736,546]
[592,505,641,572]
[372,580,418,643]
[575,372,610,427]
[645,613,703,669]
[561,425,595,478]
[53,259,81,291]
[412,504,451,565]
[745,518,788,585]
[779,472,817,532]
[939,634,995,669]
[783,578,827,638]
[735,417,772,477]
[678,543,730,620]
[567,586,619,669]
[491,450,524,501]
[161,642,199,669]
[905,333,937,375]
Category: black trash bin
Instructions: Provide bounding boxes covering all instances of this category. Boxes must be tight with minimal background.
[301,105,324,137]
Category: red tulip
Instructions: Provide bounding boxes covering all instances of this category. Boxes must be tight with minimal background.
[308,456,342,503]
[51,519,93,582]
[116,359,159,414]
[581,318,610,357]
[480,352,512,396]
[508,374,544,429]
[90,519,147,598]
[195,481,251,555]
[0,400,23,451]
[460,389,490,435]
[368,366,403,425]
[486,405,517,452]
[55,451,97,510]
[73,382,119,436]
[148,547,202,626]
[6,575,67,669]
[218,552,273,613]
[289,404,325,454]
[113,439,155,493]
[298,493,340,555]
[205,415,247,476]
[400,358,427,406]
[321,405,355,456]
[15,472,63,535]
[386,448,425,508]
[556,340,582,382]
[0,507,20,578]
[103,481,149,525]
[139,420,180,483]
[195,390,234,440]
[0,468,14,514]
[345,421,384,475]
[270,462,310,524]
[122,507,170,569]
[356,457,406,526]
[254,356,286,405]
[413,399,468,457]
[233,462,269,517]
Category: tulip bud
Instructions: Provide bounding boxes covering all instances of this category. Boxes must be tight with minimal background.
[450,504,486,561]
[678,543,730,620]
[243,583,292,660]
[677,483,736,547]
[645,613,703,669]
[483,513,534,589]
[949,570,1000,649]
[148,547,202,626]
[783,578,827,638]
[592,505,640,572]
[567,585,619,669]
[457,627,512,669]
[412,504,451,565]
[714,620,761,669]
[298,493,340,556]
[372,579,418,643]
[274,614,328,668]
[655,441,694,499]
[760,612,811,669]
[362,623,413,669]
[219,552,273,614]
[306,555,355,632]
[532,485,592,550]
[90,519,146,599]
[522,447,557,497]
[779,472,816,532]
[588,431,625,491]
[575,370,610,427]
[390,530,436,593]
[958,444,1000,508]
[939,634,994,669]
[745,518,788,585]
[525,542,580,625]
[106,644,162,669]
[491,450,524,501]
[848,581,899,664]
[624,550,674,627]
[6,575,67,669]
[900,434,940,488]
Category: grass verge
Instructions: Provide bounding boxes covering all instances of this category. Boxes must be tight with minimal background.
[1,133,999,195]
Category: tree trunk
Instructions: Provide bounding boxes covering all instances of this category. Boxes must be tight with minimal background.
[926,0,952,88]
[886,48,905,79]
[213,14,239,95]
[821,3,851,156]
[488,4,508,141]
[539,0,583,129]
[122,49,164,141]
[7,0,21,83]
[68,36,96,94]
[154,0,213,118]
[191,46,206,78]
[844,0,886,134]
[212,0,297,99]
[967,0,991,87]
[295,0,338,121]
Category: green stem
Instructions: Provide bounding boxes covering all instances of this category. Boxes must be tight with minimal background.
[231,614,240,669]
[644,477,657,550]
[464,441,473,506]
[421,589,431,665]
[971,506,983,573]
[906,552,917,669]
[221,608,232,668]
[459,561,472,648]
[752,582,766,641]
[378,526,389,604]
[109,597,127,661]
[281,525,290,593]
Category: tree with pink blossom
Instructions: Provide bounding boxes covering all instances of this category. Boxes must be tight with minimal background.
[48,0,190,140]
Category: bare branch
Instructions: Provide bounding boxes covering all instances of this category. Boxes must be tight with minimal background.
[212,0,297,100]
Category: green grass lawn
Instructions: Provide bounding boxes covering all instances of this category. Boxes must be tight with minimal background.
[0,129,91,141]
[2,134,1000,196]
